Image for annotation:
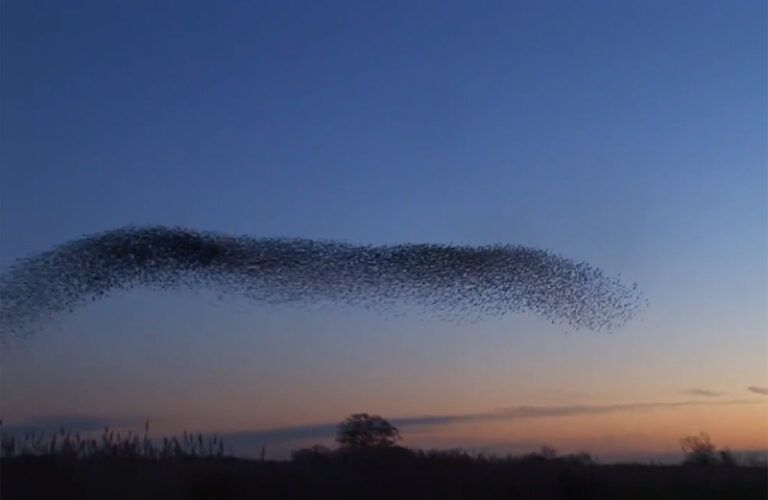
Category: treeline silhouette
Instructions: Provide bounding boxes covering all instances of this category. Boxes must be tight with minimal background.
[2,414,766,500]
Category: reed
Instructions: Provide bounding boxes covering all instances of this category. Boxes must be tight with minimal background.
[0,421,225,460]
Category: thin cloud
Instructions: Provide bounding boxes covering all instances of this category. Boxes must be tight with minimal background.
[1,415,138,435]
[221,399,765,449]
[394,400,762,427]
[748,386,768,396]
[225,423,338,449]
[681,388,723,397]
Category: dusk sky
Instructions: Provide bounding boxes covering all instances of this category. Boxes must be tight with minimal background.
[1,0,766,461]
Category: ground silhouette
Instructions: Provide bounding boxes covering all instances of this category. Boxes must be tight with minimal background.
[2,417,765,499]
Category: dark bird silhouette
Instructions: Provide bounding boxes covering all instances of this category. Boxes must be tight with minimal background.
[0,226,643,336]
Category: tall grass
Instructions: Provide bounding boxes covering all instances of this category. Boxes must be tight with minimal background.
[0,421,225,459]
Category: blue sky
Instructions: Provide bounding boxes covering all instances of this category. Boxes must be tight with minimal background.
[1,0,766,459]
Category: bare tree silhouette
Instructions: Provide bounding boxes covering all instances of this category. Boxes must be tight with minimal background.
[680,432,735,466]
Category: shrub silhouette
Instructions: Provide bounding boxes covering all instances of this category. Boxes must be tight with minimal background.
[335,413,401,449]
[291,444,333,463]
[680,432,726,466]
[719,448,738,467]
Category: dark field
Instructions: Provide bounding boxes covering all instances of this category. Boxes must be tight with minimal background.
[2,454,766,500]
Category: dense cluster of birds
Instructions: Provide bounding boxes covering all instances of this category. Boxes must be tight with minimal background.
[0,226,643,336]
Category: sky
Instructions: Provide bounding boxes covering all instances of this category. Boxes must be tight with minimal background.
[1,0,766,461]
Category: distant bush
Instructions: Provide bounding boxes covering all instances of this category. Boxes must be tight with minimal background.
[336,444,415,462]
[414,448,474,463]
[290,442,596,468]
[517,447,594,466]
[719,448,738,467]
[561,451,595,466]
[291,444,333,463]
[680,432,735,466]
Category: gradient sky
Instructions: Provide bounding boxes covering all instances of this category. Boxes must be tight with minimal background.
[1,0,766,461]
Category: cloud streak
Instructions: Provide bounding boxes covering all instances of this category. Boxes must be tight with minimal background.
[681,388,723,397]
[222,399,765,448]
[748,386,768,396]
[1,415,138,435]
[0,226,643,336]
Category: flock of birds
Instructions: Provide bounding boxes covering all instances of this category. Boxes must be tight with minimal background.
[0,226,644,337]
